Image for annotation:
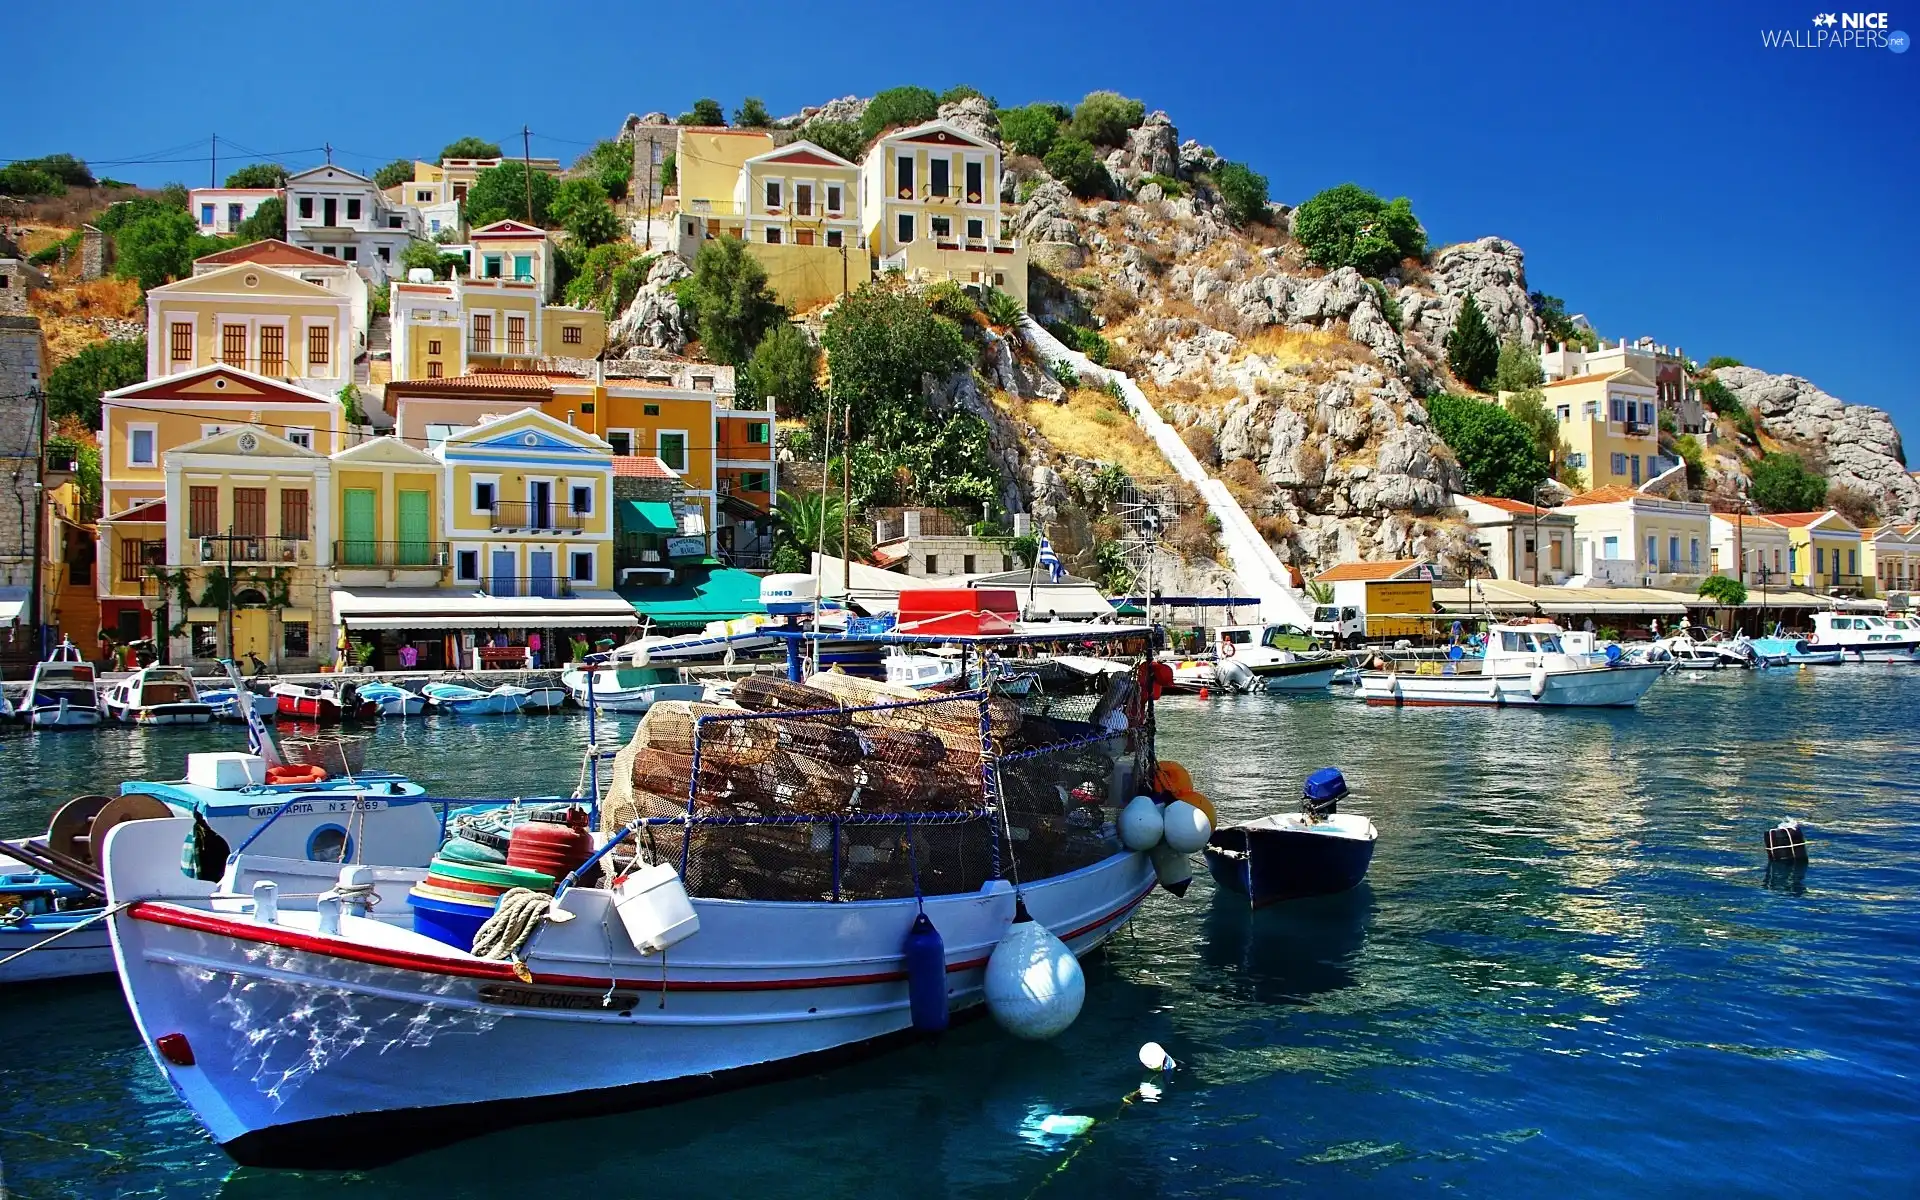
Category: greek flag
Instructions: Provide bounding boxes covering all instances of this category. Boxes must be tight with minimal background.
[244,702,283,767]
[1037,535,1064,583]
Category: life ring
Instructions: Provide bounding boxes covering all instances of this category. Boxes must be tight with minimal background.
[266,764,328,785]
[1220,638,1236,659]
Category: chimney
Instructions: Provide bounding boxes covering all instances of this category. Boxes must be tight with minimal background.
[904,510,923,538]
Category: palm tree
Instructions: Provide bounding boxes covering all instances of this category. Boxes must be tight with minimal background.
[1305,578,1335,605]
[774,489,872,563]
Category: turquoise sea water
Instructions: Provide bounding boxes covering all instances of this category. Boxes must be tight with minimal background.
[0,667,1915,1198]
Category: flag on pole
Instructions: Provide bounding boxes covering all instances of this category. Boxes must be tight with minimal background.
[244,699,283,767]
[1037,535,1064,583]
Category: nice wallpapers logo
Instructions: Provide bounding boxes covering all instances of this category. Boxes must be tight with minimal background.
[1763,11,1910,49]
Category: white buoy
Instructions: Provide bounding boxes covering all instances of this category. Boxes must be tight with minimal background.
[984,900,1086,1040]
[1149,842,1193,897]
[1119,794,1164,852]
[1160,800,1212,854]
[1138,1041,1177,1072]
[1529,666,1549,699]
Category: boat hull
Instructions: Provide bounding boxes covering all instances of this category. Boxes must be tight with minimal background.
[103,816,1157,1168]
[129,704,215,725]
[1204,816,1376,906]
[1259,663,1341,692]
[1359,663,1664,707]
[0,918,113,982]
[25,702,99,728]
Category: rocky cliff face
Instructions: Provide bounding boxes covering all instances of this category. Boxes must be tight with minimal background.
[1713,366,1919,521]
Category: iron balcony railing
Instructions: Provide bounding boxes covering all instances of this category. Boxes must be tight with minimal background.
[469,338,534,356]
[333,540,450,568]
[489,502,584,533]
[476,576,574,598]
[190,534,311,564]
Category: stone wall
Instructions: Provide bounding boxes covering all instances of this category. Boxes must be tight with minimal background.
[0,317,46,589]
[80,225,108,280]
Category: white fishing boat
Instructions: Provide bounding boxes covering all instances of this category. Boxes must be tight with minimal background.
[199,684,277,722]
[519,685,570,711]
[102,665,215,724]
[21,640,100,728]
[1807,611,1920,663]
[885,647,965,690]
[559,664,703,713]
[102,612,1201,1168]
[422,682,529,715]
[1212,625,1343,691]
[1358,621,1666,707]
[356,681,426,716]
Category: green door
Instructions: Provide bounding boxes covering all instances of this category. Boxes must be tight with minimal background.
[343,489,377,565]
[397,490,431,566]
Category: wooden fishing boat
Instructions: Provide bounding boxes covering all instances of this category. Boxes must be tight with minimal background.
[102,666,215,725]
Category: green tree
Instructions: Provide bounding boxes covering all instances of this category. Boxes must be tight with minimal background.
[18,153,94,187]
[47,338,147,426]
[401,239,462,279]
[1698,574,1748,607]
[113,208,199,288]
[677,99,726,126]
[464,161,557,227]
[1749,452,1828,513]
[1697,376,1741,417]
[734,97,773,128]
[859,86,940,141]
[1504,388,1564,468]
[1211,161,1269,226]
[1427,393,1550,500]
[577,140,632,201]
[660,151,677,190]
[981,284,1023,326]
[549,178,619,247]
[1444,294,1499,391]
[337,383,369,426]
[1291,183,1427,275]
[774,489,872,562]
[0,164,64,196]
[1070,91,1145,146]
[565,243,651,313]
[1043,136,1108,199]
[235,196,286,242]
[1672,433,1707,488]
[438,137,502,162]
[1529,291,1580,344]
[373,158,414,190]
[822,283,970,439]
[939,84,990,106]
[683,237,784,367]
[45,431,101,512]
[1704,355,1742,370]
[798,121,865,164]
[998,104,1063,159]
[223,163,287,189]
[1494,338,1544,392]
[743,323,821,417]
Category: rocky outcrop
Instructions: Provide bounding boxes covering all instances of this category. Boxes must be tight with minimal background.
[784,95,867,128]
[607,255,693,356]
[1398,237,1537,351]
[1017,181,1082,247]
[1122,112,1180,179]
[1177,140,1221,179]
[936,96,998,146]
[1713,366,1920,521]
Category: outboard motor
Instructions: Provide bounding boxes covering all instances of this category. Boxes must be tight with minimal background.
[338,680,361,716]
[1303,767,1348,820]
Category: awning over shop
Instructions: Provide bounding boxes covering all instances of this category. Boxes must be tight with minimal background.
[619,568,766,627]
[0,586,27,627]
[103,498,166,524]
[331,588,640,631]
[1433,581,1691,616]
[615,500,678,535]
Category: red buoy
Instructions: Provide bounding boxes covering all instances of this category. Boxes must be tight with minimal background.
[507,808,596,882]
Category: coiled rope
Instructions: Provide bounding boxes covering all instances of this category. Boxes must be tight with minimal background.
[472,888,553,962]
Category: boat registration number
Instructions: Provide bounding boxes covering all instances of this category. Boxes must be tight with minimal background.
[478,983,641,1014]
[244,798,389,819]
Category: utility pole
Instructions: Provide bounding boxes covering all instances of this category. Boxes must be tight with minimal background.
[29,385,45,659]
[324,142,333,166]
[522,126,534,223]
[210,133,217,188]
[840,400,851,600]
[224,522,235,664]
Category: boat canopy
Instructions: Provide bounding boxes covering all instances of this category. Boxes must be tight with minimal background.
[617,568,766,627]
[331,587,639,631]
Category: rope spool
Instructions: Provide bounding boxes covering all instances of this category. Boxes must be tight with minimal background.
[471,888,553,961]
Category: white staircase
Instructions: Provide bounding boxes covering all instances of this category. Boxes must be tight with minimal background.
[1018,317,1316,628]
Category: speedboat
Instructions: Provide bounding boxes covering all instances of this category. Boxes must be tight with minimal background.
[1214,624,1343,691]
[1748,634,1845,665]
[357,681,426,716]
[273,680,380,723]
[1358,621,1666,707]
[101,609,1185,1168]
[1807,611,1920,663]
[1204,768,1377,906]
[422,682,529,715]
[1647,634,1724,670]
[560,664,703,713]
[102,666,215,724]
[886,648,965,690]
[21,640,100,728]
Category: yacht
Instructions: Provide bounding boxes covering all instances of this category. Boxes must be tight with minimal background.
[1808,611,1920,663]
[1359,621,1666,707]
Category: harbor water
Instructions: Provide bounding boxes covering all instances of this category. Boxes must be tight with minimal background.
[1,667,1916,1197]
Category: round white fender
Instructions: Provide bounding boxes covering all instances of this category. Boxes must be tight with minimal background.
[1150,842,1194,896]
[1161,800,1213,853]
[985,903,1086,1040]
[1119,794,1165,851]
[1529,666,1549,699]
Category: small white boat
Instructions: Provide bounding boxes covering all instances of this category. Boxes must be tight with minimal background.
[199,685,277,722]
[520,685,570,711]
[1807,611,1920,663]
[1358,621,1666,708]
[560,665,703,713]
[886,648,965,690]
[1204,769,1377,906]
[422,682,529,715]
[1646,635,1724,670]
[102,666,215,724]
[22,640,100,728]
[356,682,426,717]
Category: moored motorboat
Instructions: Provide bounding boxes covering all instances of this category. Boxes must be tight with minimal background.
[1204,769,1378,906]
[559,664,703,713]
[520,685,570,711]
[200,684,277,722]
[1359,621,1665,707]
[273,680,380,723]
[1806,611,1920,663]
[356,681,426,716]
[1748,635,1845,665]
[21,640,100,728]
[422,682,529,715]
[102,665,215,725]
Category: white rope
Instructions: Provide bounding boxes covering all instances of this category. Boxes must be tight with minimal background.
[471,888,552,962]
[0,902,131,969]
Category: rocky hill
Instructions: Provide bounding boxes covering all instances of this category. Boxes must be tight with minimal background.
[1711,366,1917,522]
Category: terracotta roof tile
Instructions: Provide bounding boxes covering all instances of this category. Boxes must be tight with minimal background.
[1560,485,1644,506]
[1542,370,1631,388]
[1468,494,1550,515]
[1315,559,1421,582]
[1764,510,1853,530]
[387,373,554,396]
[194,239,342,268]
[612,456,675,479]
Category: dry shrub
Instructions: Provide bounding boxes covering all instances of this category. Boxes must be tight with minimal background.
[1168,508,1221,562]
[1237,325,1362,366]
[1397,257,1431,287]
[1008,387,1173,480]
[1825,482,1878,527]
[29,277,142,320]
[1255,513,1295,547]
[1219,457,1266,511]
[1094,288,1139,326]
[1298,442,1328,484]
[1181,424,1218,467]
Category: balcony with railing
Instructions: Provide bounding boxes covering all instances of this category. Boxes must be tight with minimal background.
[333,540,450,569]
[190,534,313,565]
[469,337,535,357]
[489,501,584,534]
[475,575,574,598]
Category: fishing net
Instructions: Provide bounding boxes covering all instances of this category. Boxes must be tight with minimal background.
[598,670,1140,903]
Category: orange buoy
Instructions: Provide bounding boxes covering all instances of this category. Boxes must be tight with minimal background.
[1197,687,1209,699]
[1153,761,1194,794]
[265,764,328,785]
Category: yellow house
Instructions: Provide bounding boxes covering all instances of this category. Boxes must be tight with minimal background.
[858,120,1028,301]
[435,407,615,596]
[1560,485,1713,586]
[146,259,356,395]
[732,141,865,309]
[97,365,345,646]
[675,128,778,237]
[1538,367,1669,492]
[330,436,449,585]
[162,424,332,669]
[1864,523,1920,598]
[1770,510,1865,592]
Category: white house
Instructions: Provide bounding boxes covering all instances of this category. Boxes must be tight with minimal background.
[284,164,420,283]
[1561,486,1714,588]
[1710,513,1793,585]
[189,187,281,236]
[1452,494,1577,585]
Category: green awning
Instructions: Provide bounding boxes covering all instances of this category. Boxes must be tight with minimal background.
[618,568,766,627]
[616,500,678,535]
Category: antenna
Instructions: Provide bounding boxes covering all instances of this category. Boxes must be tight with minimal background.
[324,142,334,166]
[522,125,534,222]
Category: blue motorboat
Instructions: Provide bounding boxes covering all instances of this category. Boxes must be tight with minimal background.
[1204,768,1378,907]
[357,682,426,716]
[422,682,529,715]
[1749,635,1845,665]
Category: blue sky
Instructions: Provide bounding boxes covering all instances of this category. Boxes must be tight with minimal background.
[12,0,1916,440]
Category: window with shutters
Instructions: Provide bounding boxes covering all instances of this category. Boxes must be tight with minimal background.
[222,323,248,366]
[281,489,310,540]
[258,325,285,376]
[189,486,220,538]
[507,315,526,354]
[232,488,267,537]
[428,361,443,379]
[308,325,330,367]
[428,339,442,356]
[472,313,492,352]
[170,322,193,364]
[562,325,581,345]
